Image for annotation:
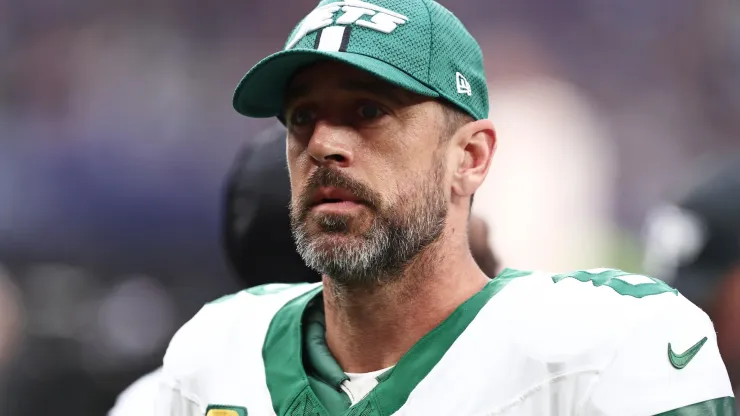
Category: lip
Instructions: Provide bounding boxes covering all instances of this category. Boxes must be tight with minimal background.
[310,187,362,207]
[311,200,364,215]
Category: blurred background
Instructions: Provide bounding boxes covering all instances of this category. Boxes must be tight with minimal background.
[1,0,740,414]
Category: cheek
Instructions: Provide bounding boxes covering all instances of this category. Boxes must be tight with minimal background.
[286,134,310,166]
[388,168,433,205]
[287,146,311,187]
[286,163,300,197]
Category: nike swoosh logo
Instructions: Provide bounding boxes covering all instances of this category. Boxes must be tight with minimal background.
[668,336,708,369]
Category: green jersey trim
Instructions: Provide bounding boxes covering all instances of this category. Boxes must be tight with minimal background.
[304,296,352,413]
[262,268,528,416]
[263,285,324,415]
[369,268,527,415]
[552,269,677,299]
[654,396,736,415]
[304,298,347,387]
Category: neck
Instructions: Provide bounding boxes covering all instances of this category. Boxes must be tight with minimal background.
[322,225,489,373]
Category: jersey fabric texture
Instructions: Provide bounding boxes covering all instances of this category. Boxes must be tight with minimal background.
[157,270,735,416]
[109,367,163,416]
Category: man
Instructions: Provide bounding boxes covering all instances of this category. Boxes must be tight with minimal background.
[158,1,734,415]
[643,157,740,392]
[110,123,498,415]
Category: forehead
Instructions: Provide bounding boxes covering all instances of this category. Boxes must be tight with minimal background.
[285,60,413,103]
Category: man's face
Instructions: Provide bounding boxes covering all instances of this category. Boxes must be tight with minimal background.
[284,61,451,284]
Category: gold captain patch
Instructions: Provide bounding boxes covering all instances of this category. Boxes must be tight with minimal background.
[205,405,247,416]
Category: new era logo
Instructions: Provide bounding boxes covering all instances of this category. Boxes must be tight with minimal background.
[286,0,409,51]
[456,72,472,96]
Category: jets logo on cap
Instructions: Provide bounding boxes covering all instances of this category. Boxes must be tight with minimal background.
[286,0,409,51]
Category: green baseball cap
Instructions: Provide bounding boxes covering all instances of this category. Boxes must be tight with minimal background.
[232,0,489,121]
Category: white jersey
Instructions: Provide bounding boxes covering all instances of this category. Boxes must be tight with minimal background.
[114,366,391,415]
[157,269,735,416]
[109,367,162,416]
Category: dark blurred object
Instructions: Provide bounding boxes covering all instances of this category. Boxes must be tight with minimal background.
[222,123,321,285]
[643,157,740,307]
[469,215,500,277]
[643,155,740,389]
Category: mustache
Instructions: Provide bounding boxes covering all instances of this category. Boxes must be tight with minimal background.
[298,168,381,212]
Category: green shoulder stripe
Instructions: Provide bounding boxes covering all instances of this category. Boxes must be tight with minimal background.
[262,285,324,415]
[552,269,677,299]
[654,396,736,416]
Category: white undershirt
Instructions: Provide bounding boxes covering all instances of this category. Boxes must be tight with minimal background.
[340,366,394,405]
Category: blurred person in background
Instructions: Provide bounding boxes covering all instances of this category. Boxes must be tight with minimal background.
[157,1,732,415]
[643,156,740,395]
[109,123,499,415]
[220,124,323,285]
[468,215,499,277]
[108,123,320,415]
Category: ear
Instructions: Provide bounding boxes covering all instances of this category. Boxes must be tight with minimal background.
[450,119,496,200]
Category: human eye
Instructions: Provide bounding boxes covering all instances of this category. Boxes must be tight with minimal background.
[356,103,387,121]
[288,107,316,127]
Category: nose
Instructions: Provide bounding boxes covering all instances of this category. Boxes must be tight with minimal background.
[306,120,353,167]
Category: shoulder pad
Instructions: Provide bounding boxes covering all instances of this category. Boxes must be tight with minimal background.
[163,283,320,379]
[495,269,683,362]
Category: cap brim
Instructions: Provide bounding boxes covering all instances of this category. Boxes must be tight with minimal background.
[233,49,439,118]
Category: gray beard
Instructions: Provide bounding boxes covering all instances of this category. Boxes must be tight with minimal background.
[290,169,447,286]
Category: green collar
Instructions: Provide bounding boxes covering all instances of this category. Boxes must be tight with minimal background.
[263,269,529,416]
[304,296,349,388]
